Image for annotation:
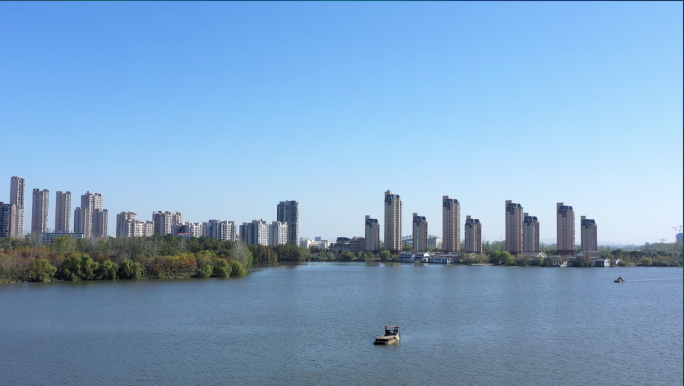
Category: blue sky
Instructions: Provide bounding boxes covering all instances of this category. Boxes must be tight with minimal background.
[1,2,682,244]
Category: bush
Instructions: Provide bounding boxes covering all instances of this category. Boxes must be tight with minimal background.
[60,253,99,281]
[118,260,142,279]
[98,260,119,280]
[489,250,514,265]
[212,258,232,277]
[230,261,247,277]
[195,264,213,278]
[26,258,57,282]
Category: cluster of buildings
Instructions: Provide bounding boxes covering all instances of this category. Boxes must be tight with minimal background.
[328,191,599,258]
[0,176,109,243]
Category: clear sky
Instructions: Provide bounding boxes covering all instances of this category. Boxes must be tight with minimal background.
[1,2,682,245]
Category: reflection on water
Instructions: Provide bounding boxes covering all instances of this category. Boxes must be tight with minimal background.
[0,264,681,385]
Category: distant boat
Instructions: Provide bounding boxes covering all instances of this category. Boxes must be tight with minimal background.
[614,277,625,283]
[374,326,401,345]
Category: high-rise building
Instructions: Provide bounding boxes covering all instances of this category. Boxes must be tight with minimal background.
[464,215,482,254]
[364,215,380,252]
[580,216,597,253]
[505,200,523,254]
[268,221,288,246]
[556,202,575,255]
[152,211,182,235]
[523,213,540,252]
[93,209,108,238]
[202,220,236,241]
[10,176,25,238]
[240,219,269,246]
[55,191,71,233]
[173,222,204,238]
[277,200,300,244]
[412,213,428,252]
[74,191,105,239]
[116,211,138,238]
[442,196,460,252]
[384,190,402,251]
[31,189,50,235]
[0,202,17,238]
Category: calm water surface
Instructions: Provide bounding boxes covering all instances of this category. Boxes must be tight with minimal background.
[0,263,681,385]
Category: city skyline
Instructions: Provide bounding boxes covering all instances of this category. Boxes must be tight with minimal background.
[0,3,681,244]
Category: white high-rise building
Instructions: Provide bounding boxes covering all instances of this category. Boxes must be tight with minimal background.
[364,215,380,252]
[412,213,428,252]
[384,190,402,251]
[442,196,460,252]
[277,200,300,244]
[580,216,597,253]
[10,176,25,238]
[152,211,182,235]
[173,222,204,238]
[116,211,138,237]
[464,215,482,254]
[268,221,288,246]
[240,219,269,246]
[505,200,523,254]
[522,213,540,252]
[74,191,105,239]
[202,220,235,241]
[556,202,575,255]
[55,191,71,233]
[31,189,50,235]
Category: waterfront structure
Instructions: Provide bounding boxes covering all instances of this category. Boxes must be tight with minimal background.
[442,196,460,252]
[557,202,575,255]
[329,236,366,253]
[0,202,17,238]
[203,220,236,241]
[428,236,442,250]
[41,232,84,244]
[364,215,380,252]
[152,211,182,236]
[74,192,105,238]
[384,190,402,251]
[505,200,523,254]
[277,200,300,244]
[523,213,540,252]
[10,176,25,238]
[580,216,597,253]
[93,209,108,238]
[55,191,71,233]
[412,213,428,252]
[268,221,288,246]
[464,215,482,253]
[240,219,269,246]
[32,189,50,235]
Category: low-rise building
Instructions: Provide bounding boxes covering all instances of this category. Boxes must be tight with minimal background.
[42,232,85,244]
[329,237,365,253]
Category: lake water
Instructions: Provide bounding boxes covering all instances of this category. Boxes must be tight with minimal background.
[0,263,681,385]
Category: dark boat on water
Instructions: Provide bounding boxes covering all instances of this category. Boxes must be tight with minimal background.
[374,326,401,345]
[614,277,625,283]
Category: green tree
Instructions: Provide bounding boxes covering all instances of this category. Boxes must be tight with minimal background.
[212,258,232,277]
[51,235,75,255]
[489,250,514,265]
[195,264,213,278]
[379,250,392,261]
[231,241,254,268]
[61,253,99,281]
[230,260,247,277]
[98,260,119,280]
[26,258,57,282]
[118,260,143,279]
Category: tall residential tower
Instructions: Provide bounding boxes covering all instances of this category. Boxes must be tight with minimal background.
[31,189,50,235]
[384,191,402,251]
[412,213,428,252]
[522,213,540,252]
[364,215,380,252]
[442,196,460,252]
[10,176,25,238]
[277,200,300,244]
[55,191,71,233]
[464,215,482,254]
[580,216,597,253]
[505,200,523,254]
[556,202,575,255]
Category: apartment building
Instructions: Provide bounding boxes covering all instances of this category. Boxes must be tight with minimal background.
[0,202,17,238]
[412,213,428,252]
[268,221,288,246]
[55,191,71,233]
[505,200,523,254]
[364,215,380,252]
[557,202,575,255]
[32,189,50,235]
[464,215,482,254]
[116,211,138,237]
[240,219,269,246]
[74,191,105,238]
[10,176,25,238]
[442,196,460,252]
[384,190,402,251]
[580,216,597,252]
[523,213,540,252]
[152,211,182,236]
[277,200,300,244]
[93,209,108,238]
[202,220,236,241]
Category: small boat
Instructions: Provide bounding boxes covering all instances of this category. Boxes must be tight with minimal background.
[614,277,625,283]
[374,326,401,345]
